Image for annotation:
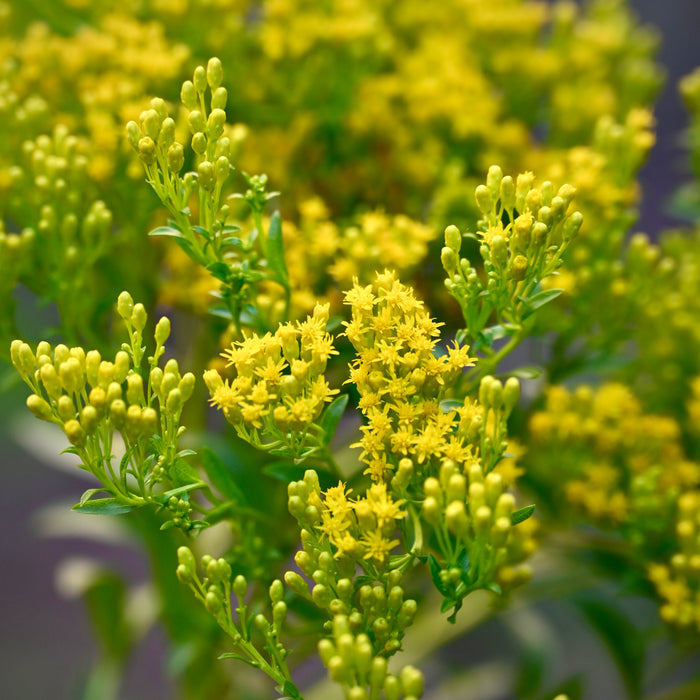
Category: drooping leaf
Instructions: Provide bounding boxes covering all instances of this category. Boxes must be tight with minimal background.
[511,504,536,526]
[199,446,248,504]
[319,394,349,445]
[169,456,202,487]
[72,498,141,515]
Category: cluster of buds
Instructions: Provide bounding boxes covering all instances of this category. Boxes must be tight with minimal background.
[286,470,421,698]
[317,615,424,700]
[204,303,338,459]
[4,125,113,304]
[421,456,535,600]
[126,57,234,225]
[10,292,197,524]
[649,491,700,633]
[442,166,582,347]
[176,546,296,690]
[343,271,476,484]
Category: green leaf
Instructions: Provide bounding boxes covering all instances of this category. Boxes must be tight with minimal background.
[218,652,259,668]
[79,488,103,506]
[266,211,289,285]
[573,596,644,700]
[263,461,309,483]
[199,447,248,504]
[511,504,535,526]
[278,681,304,700]
[440,399,463,412]
[148,225,184,239]
[476,324,510,350]
[319,394,349,445]
[170,456,201,487]
[206,261,231,283]
[72,498,141,515]
[521,288,563,314]
[508,366,543,380]
[428,553,449,596]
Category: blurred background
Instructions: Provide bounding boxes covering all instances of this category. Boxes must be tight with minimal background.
[2,1,700,699]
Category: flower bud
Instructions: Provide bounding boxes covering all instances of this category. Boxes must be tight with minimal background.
[475,184,492,215]
[188,110,206,135]
[126,121,141,150]
[233,574,247,599]
[117,291,134,320]
[40,363,62,400]
[64,419,85,446]
[504,377,520,411]
[131,303,147,332]
[207,109,226,140]
[511,254,528,281]
[180,79,196,109]
[167,143,184,173]
[198,161,215,191]
[191,132,207,155]
[211,86,227,110]
[26,394,54,421]
[137,137,156,165]
[114,352,130,384]
[401,666,425,698]
[444,224,461,252]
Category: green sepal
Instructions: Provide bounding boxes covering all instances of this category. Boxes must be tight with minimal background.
[319,394,349,445]
[266,211,289,285]
[72,498,141,515]
[511,504,535,526]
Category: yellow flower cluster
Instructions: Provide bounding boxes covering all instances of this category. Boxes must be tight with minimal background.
[204,303,338,457]
[286,470,422,699]
[3,13,189,182]
[343,272,536,601]
[649,492,700,633]
[343,270,476,484]
[530,383,699,524]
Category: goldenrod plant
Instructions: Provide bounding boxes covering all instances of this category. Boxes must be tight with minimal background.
[2,1,700,699]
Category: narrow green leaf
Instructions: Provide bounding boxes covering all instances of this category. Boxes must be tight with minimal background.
[72,498,140,515]
[266,211,289,285]
[199,447,248,504]
[79,488,103,506]
[440,399,463,412]
[522,288,563,312]
[218,652,259,668]
[319,394,349,445]
[148,225,184,239]
[511,504,536,526]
